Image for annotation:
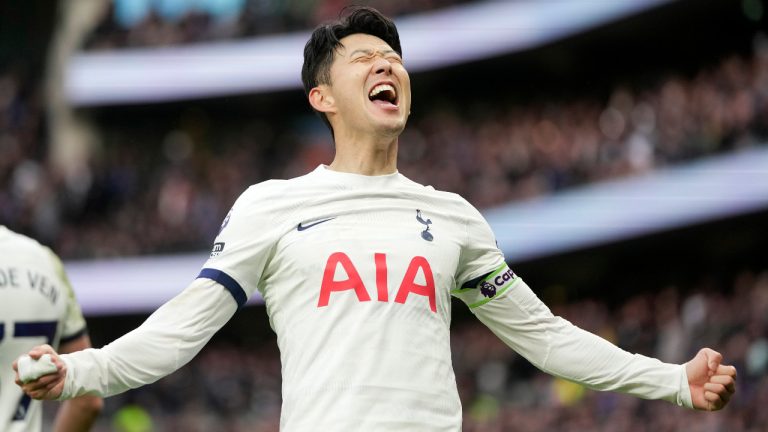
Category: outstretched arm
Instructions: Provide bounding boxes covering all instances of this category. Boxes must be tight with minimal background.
[472,278,736,409]
[15,278,238,400]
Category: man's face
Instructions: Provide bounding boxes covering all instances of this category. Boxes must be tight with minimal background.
[325,33,411,138]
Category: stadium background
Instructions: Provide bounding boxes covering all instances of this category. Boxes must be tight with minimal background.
[1,0,767,430]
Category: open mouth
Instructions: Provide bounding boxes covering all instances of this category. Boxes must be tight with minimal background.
[368,83,398,107]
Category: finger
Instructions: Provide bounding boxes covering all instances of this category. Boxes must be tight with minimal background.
[28,388,53,401]
[19,372,61,392]
[704,389,724,406]
[704,392,728,411]
[703,392,721,411]
[704,382,725,393]
[23,379,59,399]
[702,348,723,372]
[710,375,736,395]
[30,372,61,387]
[708,374,735,387]
[716,364,737,378]
[51,355,65,370]
[704,382,731,404]
[22,380,52,393]
[30,379,63,400]
[28,344,54,359]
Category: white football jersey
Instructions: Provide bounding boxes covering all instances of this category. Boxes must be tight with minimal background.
[201,166,511,431]
[0,226,87,432]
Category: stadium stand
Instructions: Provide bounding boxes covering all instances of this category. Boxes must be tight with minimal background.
[1,40,766,258]
[83,0,479,50]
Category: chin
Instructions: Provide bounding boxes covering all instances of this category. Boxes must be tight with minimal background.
[377,116,408,134]
[377,123,406,138]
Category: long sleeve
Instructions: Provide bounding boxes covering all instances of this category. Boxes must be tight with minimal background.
[59,278,238,398]
[472,278,693,408]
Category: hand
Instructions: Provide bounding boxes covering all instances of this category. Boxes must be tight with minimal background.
[13,344,67,400]
[685,348,737,411]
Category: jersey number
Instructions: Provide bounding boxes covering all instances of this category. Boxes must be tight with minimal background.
[0,321,57,421]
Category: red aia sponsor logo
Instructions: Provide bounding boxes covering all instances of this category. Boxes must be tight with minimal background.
[318,252,436,312]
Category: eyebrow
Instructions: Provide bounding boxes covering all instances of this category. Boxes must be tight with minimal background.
[348,48,398,58]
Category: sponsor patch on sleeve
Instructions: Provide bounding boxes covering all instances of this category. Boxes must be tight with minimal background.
[210,242,225,257]
[451,263,518,308]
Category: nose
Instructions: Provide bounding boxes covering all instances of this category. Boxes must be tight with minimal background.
[373,57,392,75]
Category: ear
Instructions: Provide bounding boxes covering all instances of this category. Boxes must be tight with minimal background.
[308,85,336,114]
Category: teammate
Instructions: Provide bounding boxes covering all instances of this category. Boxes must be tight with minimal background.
[15,6,735,431]
[1,226,102,431]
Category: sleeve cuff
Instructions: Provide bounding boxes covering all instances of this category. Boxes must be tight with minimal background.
[57,355,75,400]
[679,364,694,409]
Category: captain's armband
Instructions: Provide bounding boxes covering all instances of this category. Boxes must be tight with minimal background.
[452,263,518,308]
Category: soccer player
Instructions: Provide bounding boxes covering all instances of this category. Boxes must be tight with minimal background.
[1,226,102,431]
[15,7,736,431]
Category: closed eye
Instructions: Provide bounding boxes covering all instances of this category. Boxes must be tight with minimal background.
[349,49,402,64]
[352,54,375,63]
[350,49,375,62]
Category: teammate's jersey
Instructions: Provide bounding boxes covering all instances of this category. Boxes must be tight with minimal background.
[201,166,510,431]
[0,226,87,432]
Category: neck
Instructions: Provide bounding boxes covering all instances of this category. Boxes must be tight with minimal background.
[329,134,398,176]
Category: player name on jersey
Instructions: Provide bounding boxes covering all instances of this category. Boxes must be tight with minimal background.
[0,267,60,305]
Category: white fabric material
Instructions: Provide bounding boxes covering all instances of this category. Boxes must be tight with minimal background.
[17,354,58,383]
[473,278,693,408]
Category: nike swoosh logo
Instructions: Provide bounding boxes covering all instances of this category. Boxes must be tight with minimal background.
[297,217,336,231]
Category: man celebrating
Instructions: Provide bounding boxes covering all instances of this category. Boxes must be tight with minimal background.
[16,7,735,431]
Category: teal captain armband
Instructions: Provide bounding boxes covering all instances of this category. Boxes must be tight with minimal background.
[452,263,518,308]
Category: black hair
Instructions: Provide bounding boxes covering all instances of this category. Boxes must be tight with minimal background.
[301,6,402,135]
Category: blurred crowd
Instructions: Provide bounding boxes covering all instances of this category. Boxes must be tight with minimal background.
[85,0,475,50]
[66,267,767,432]
[400,46,768,209]
[1,37,767,259]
